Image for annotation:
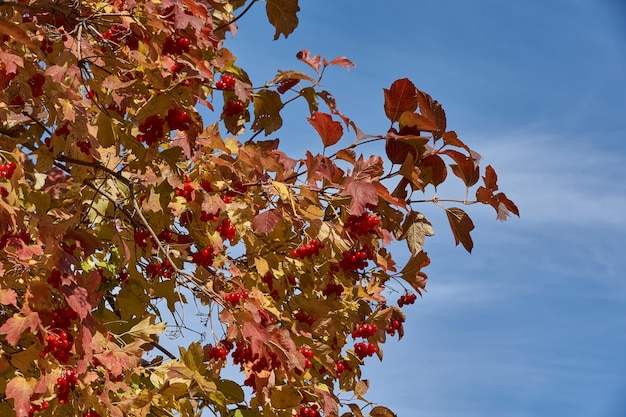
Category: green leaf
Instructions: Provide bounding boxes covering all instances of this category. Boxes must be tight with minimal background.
[215,379,245,404]
[270,384,302,408]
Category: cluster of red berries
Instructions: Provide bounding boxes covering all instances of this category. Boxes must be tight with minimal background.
[339,246,374,272]
[28,73,45,97]
[352,323,378,339]
[322,282,344,297]
[49,307,78,329]
[217,218,236,241]
[298,404,321,417]
[0,161,16,179]
[83,410,101,417]
[345,212,381,236]
[291,239,324,259]
[300,346,314,369]
[215,74,236,90]
[77,140,91,155]
[192,245,214,268]
[56,367,78,404]
[294,310,316,326]
[102,24,128,44]
[40,38,55,54]
[207,340,234,361]
[162,35,190,55]
[223,100,245,117]
[40,330,74,363]
[133,230,151,248]
[225,290,249,306]
[55,123,70,137]
[200,209,220,222]
[335,359,352,377]
[170,62,186,78]
[146,259,174,280]
[397,292,417,307]
[137,114,165,145]
[0,187,8,198]
[231,342,256,365]
[175,178,195,202]
[250,350,281,373]
[354,341,377,360]
[27,401,50,417]
[386,317,405,337]
[220,180,248,204]
[166,107,192,131]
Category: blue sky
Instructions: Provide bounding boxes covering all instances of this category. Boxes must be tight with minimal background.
[190,1,626,416]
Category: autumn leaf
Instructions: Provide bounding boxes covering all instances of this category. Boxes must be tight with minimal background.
[252,89,284,135]
[5,375,33,417]
[399,111,439,132]
[419,154,448,187]
[266,0,300,40]
[399,211,434,255]
[251,209,282,234]
[307,111,343,147]
[0,18,38,53]
[369,405,397,417]
[445,207,475,252]
[0,311,40,346]
[383,78,418,123]
[326,56,356,70]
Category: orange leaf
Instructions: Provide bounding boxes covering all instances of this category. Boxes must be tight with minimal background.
[445,207,475,253]
[307,111,343,147]
[383,78,417,123]
[399,111,439,132]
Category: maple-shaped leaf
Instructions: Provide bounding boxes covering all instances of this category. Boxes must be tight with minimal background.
[6,375,33,417]
[126,316,167,341]
[62,283,91,320]
[266,0,300,40]
[0,288,17,306]
[252,209,282,234]
[307,111,343,147]
[0,311,40,345]
[251,89,284,135]
[399,211,434,255]
[383,78,418,123]
[445,207,475,252]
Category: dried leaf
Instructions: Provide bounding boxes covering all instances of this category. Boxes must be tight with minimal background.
[399,211,434,255]
[327,56,356,70]
[252,89,284,135]
[369,405,397,417]
[445,207,475,252]
[5,375,33,417]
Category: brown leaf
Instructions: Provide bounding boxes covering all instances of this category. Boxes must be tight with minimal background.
[445,207,475,253]
[369,405,397,417]
[383,78,418,123]
[400,251,429,293]
[266,0,300,39]
[252,89,284,135]
[0,18,38,53]
[442,149,480,187]
[307,111,343,147]
[416,90,446,138]
[442,130,470,152]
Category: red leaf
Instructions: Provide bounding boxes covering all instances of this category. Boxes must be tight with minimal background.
[445,207,475,253]
[62,283,92,320]
[419,154,447,187]
[0,311,40,346]
[326,56,356,70]
[383,78,418,123]
[399,111,439,132]
[6,375,33,417]
[483,164,498,191]
[442,149,480,187]
[416,89,446,138]
[296,49,322,71]
[251,209,282,234]
[307,111,343,147]
[343,180,377,216]
[442,131,470,152]
[0,288,17,306]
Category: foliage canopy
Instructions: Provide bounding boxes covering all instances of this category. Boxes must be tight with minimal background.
[0,1,518,416]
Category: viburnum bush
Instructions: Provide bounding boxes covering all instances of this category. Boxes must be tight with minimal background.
[0,1,518,417]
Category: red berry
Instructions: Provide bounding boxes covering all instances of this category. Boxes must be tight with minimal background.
[215,74,236,91]
[223,100,245,117]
